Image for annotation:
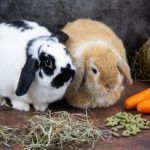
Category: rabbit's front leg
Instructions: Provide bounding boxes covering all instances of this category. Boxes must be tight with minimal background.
[34,103,49,111]
[11,97,30,111]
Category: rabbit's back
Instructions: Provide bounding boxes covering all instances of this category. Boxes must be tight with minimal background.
[0,20,50,97]
[0,20,50,64]
[63,19,126,61]
[63,19,132,108]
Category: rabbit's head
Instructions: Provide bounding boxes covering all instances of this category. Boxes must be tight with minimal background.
[82,45,132,97]
[15,31,75,96]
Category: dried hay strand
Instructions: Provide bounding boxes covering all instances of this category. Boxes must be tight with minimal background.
[0,111,111,150]
[133,38,150,80]
[0,125,19,147]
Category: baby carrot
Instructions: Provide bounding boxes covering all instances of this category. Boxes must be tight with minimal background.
[124,88,150,109]
[137,99,150,114]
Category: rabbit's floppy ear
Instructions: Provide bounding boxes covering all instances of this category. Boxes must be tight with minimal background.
[117,56,133,84]
[15,58,38,96]
[66,61,85,95]
[51,31,69,43]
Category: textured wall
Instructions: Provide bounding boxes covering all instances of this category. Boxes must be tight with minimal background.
[0,0,150,56]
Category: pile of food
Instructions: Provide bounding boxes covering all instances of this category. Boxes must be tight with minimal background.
[105,112,149,137]
[0,111,111,150]
[0,110,149,149]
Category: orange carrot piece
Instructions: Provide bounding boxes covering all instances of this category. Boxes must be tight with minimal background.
[137,99,150,113]
[124,88,150,109]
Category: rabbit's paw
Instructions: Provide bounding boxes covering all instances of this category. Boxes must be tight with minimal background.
[12,100,30,111]
[34,103,48,111]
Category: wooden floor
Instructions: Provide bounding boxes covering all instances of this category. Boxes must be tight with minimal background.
[0,81,150,150]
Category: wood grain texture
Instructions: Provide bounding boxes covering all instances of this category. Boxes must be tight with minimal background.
[0,81,150,150]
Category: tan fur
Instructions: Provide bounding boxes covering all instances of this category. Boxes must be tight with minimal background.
[62,19,132,108]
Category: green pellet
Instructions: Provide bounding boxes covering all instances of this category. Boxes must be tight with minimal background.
[106,121,118,126]
[134,114,142,118]
[112,131,120,138]
[130,125,139,131]
[145,121,150,126]
[122,112,128,116]
[117,116,126,120]
[116,125,124,129]
[130,119,136,124]
[126,118,130,123]
[122,130,130,137]
[136,123,143,128]
[125,126,131,131]
[135,117,141,123]
[114,118,121,122]
[111,127,118,132]
[116,112,122,116]
[137,123,150,129]
[105,117,114,122]
[119,122,126,126]
[121,119,126,123]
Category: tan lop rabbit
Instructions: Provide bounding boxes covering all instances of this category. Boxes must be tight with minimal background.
[62,19,132,108]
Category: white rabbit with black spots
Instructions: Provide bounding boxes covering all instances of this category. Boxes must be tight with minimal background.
[0,20,75,111]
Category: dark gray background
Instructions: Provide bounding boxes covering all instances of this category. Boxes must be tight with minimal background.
[0,0,150,57]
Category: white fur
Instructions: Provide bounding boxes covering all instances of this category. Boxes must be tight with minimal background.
[0,20,75,111]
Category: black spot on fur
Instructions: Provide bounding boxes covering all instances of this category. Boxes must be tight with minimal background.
[39,52,56,76]
[6,20,33,31]
[51,64,75,88]
[51,31,69,43]
[26,36,51,58]
[25,36,57,78]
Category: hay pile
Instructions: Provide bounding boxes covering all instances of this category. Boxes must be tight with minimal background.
[133,38,150,80]
[0,111,111,150]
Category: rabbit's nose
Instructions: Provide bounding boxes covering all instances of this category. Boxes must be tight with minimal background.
[51,64,75,88]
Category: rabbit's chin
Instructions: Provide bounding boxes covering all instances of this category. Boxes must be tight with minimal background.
[94,85,124,108]
[93,74,124,108]
[86,73,124,108]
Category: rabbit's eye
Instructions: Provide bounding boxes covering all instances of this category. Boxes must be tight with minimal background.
[45,59,52,69]
[91,67,97,74]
